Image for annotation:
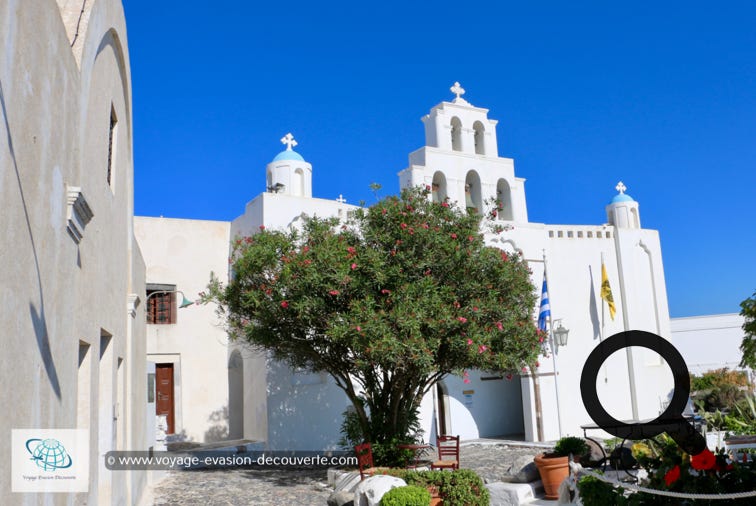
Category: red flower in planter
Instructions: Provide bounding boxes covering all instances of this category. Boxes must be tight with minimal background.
[664,465,680,486]
[691,448,716,470]
[280,300,289,309]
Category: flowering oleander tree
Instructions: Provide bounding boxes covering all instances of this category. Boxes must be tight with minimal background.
[204,186,540,456]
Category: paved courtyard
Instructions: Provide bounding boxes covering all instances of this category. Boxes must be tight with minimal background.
[148,440,549,505]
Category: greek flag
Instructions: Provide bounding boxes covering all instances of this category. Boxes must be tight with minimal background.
[538,276,550,331]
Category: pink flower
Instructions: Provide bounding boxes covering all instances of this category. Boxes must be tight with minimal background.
[535,361,540,367]
[381,289,391,294]
[441,202,449,208]
[468,236,474,242]
[400,223,408,229]
[356,326,362,332]
[463,370,470,384]
[496,321,503,330]
[450,233,457,239]
[478,345,487,354]
[473,306,479,312]
[463,377,471,384]
[351,263,357,270]
[280,301,289,308]
[467,339,473,346]
[506,373,513,380]
[457,317,468,323]
[425,185,431,191]
[347,246,356,254]
[382,208,387,215]
[329,290,340,295]
[501,252,508,262]
[303,259,312,266]
[259,225,266,231]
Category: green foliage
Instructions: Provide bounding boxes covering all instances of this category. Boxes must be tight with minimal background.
[690,368,751,412]
[380,469,489,506]
[380,485,431,506]
[739,291,756,369]
[699,393,756,435]
[553,436,589,457]
[204,186,539,461]
[577,475,628,506]
[585,434,756,505]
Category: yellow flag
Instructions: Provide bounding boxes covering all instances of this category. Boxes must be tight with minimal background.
[601,262,616,320]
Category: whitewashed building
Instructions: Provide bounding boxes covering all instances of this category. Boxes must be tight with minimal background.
[1,0,151,504]
[671,314,747,376]
[137,84,684,449]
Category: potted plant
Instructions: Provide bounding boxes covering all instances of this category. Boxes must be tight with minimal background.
[534,436,589,500]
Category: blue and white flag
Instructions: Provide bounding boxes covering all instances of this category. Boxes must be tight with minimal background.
[538,276,551,331]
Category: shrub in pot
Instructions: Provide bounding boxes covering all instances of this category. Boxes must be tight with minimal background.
[534,436,589,499]
[380,485,432,506]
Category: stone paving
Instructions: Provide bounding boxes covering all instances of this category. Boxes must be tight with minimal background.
[148,440,550,505]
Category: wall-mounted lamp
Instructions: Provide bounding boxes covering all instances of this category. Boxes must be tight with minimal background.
[145,290,194,308]
[267,183,286,193]
[553,322,569,347]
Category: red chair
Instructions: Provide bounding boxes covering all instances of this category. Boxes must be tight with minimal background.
[354,442,379,480]
[431,435,460,470]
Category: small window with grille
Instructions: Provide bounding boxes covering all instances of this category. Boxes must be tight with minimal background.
[146,284,177,324]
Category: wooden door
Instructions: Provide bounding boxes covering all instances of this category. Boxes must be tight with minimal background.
[156,364,175,434]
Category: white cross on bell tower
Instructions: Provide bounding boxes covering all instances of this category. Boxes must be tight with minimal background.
[450,82,465,100]
[281,133,298,151]
[615,181,627,194]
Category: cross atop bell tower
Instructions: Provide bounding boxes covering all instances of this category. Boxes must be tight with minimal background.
[280,133,297,151]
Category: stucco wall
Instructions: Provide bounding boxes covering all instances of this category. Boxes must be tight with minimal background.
[671,313,747,375]
[0,0,148,503]
[134,216,231,443]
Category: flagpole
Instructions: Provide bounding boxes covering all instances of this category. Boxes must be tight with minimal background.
[600,253,608,382]
[543,250,563,439]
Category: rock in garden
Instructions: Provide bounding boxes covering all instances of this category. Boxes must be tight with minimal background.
[353,476,406,506]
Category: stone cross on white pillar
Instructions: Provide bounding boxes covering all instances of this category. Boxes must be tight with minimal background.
[450,82,465,100]
[615,181,627,194]
[336,194,347,204]
[281,133,298,151]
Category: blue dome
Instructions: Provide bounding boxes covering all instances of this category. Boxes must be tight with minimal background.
[273,150,304,162]
[611,193,635,204]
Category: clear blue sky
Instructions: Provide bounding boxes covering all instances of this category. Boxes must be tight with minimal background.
[124,1,755,318]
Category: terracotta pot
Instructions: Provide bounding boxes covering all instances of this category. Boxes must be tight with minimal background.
[427,486,442,506]
[534,453,569,500]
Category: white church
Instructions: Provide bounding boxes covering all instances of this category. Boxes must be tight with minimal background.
[4,2,747,504]
[134,83,681,450]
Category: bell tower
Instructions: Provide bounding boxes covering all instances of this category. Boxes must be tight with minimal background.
[265,133,313,198]
[399,83,529,222]
[606,181,641,229]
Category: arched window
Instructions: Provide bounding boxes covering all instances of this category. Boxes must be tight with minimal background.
[451,117,462,152]
[266,169,273,191]
[496,179,513,220]
[432,171,447,203]
[631,208,640,228]
[465,170,482,214]
[293,168,304,197]
[473,121,485,155]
